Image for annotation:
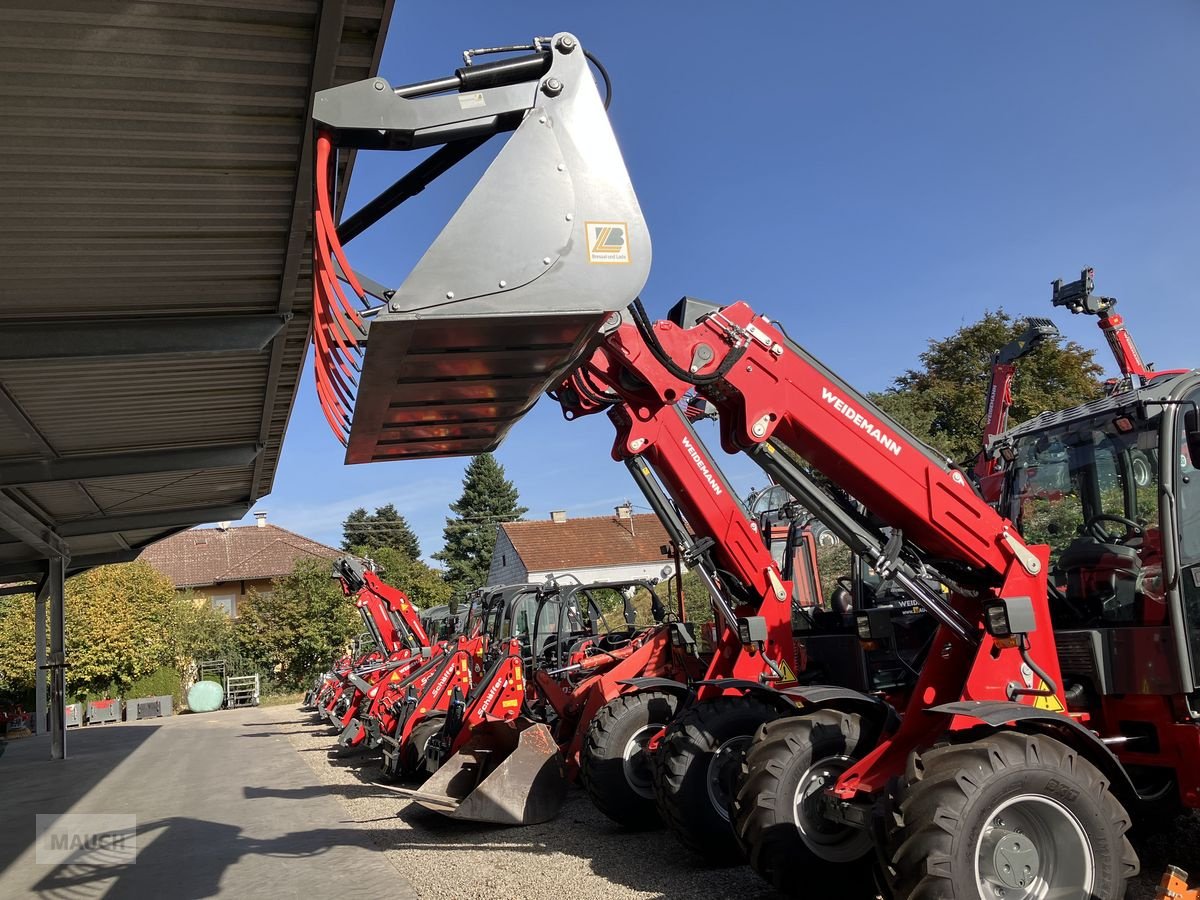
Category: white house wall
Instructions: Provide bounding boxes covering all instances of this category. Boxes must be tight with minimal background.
[528,561,680,586]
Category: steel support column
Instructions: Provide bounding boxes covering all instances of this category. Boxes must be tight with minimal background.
[35,574,47,736]
[48,556,66,760]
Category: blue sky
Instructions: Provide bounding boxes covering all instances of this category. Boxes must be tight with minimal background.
[228,2,1198,559]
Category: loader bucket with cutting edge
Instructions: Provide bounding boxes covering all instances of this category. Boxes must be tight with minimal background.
[404,719,565,825]
[311,33,650,463]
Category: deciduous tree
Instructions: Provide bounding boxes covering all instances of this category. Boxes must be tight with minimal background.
[871,310,1104,462]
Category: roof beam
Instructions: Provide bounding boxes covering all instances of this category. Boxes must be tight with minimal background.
[0,383,57,456]
[0,315,291,361]
[57,503,251,537]
[0,550,142,580]
[0,491,69,557]
[1,443,262,488]
[0,581,39,597]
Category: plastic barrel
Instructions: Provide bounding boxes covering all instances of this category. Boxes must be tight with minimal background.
[186,680,224,713]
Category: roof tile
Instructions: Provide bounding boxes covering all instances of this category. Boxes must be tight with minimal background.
[137,524,340,588]
[502,514,671,572]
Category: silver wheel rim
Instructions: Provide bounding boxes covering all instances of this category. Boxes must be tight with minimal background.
[705,735,752,823]
[791,755,874,862]
[973,794,1094,900]
[621,725,659,800]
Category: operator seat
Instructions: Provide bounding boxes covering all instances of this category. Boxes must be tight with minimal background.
[1057,535,1142,624]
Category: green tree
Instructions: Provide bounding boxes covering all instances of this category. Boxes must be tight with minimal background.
[433,453,527,600]
[340,503,421,558]
[234,557,360,688]
[351,545,452,610]
[870,309,1105,462]
[0,590,36,694]
[64,563,178,695]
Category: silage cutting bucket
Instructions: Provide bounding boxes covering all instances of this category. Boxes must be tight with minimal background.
[406,719,565,825]
[311,33,650,463]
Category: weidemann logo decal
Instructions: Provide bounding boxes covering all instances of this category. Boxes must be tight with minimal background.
[820,387,902,456]
[681,436,724,495]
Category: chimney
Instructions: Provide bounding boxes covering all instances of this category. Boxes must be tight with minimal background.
[550,510,567,524]
[217,521,231,531]
[615,503,633,520]
[254,511,268,528]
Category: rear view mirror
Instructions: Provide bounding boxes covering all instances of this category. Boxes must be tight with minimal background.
[1185,407,1200,468]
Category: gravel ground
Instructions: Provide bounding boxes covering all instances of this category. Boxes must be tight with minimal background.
[277,706,1200,899]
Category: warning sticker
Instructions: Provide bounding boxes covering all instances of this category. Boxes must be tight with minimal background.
[586,221,631,264]
[776,658,797,684]
[1032,687,1065,713]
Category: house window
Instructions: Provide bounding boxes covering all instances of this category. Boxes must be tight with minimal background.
[210,594,236,617]
[502,554,507,567]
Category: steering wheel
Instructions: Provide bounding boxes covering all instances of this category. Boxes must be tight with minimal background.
[1086,513,1144,544]
[598,624,637,650]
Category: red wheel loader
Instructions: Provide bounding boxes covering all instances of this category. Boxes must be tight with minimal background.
[306,32,1200,898]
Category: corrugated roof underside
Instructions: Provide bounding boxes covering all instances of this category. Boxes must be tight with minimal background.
[0,0,391,575]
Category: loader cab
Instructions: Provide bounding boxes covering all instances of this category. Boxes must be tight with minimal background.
[531,581,646,673]
[1001,372,1200,695]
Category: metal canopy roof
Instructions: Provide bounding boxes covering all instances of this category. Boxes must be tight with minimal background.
[0,0,393,581]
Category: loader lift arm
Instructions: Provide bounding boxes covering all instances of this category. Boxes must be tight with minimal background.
[564,297,1063,798]
[972,317,1060,497]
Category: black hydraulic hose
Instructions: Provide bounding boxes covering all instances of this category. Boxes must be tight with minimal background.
[629,298,747,387]
[1010,634,1059,700]
[584,49,612,109]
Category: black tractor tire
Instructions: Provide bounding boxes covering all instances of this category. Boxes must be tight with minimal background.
[733,709,878,897]
[887,731,1139,900]
[581,690,681,829]
[653,695,779,863]
[401,715,446,783]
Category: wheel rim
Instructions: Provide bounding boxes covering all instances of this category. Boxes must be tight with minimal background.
[621,725,659,800]
[973,794,1094,900]
[705,735,752,822]
[791,755,874,862]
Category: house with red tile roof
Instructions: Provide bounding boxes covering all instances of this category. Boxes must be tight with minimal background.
[486,506,677,587]
[138,512,340,616]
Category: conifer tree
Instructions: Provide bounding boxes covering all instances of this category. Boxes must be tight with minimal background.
[340,504,421,559]
[433,454,527,598]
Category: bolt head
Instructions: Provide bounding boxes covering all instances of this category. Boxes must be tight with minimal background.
[498,280,507,288]
[543,77,563,97]
[556,35,577,53]
[445,291,455,300]
[373,80,385,91]
[543,257,552,265]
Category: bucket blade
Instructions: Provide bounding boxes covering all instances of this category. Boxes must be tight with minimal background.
[409,721,565,825]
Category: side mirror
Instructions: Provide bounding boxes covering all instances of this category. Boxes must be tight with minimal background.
[1186,407,1200,467]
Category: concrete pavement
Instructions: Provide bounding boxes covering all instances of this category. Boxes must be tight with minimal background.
[0,706,415,899]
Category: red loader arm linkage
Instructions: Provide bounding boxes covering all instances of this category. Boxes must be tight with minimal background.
[972,317,1059,501]
[334,556,429,653]
[1052,266,1187,392]
[574,298,1061,798]
[557,361,798,693]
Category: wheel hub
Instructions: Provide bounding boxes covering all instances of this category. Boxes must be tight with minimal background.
[974,795,1093,900]
[705,736,752,822]
[791,755,874,863]
[981,824,1041,891]
[621,725,659,800]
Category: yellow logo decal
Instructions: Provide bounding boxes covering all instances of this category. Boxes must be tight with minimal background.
[586,221,631,264]
[501,699,520,709]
